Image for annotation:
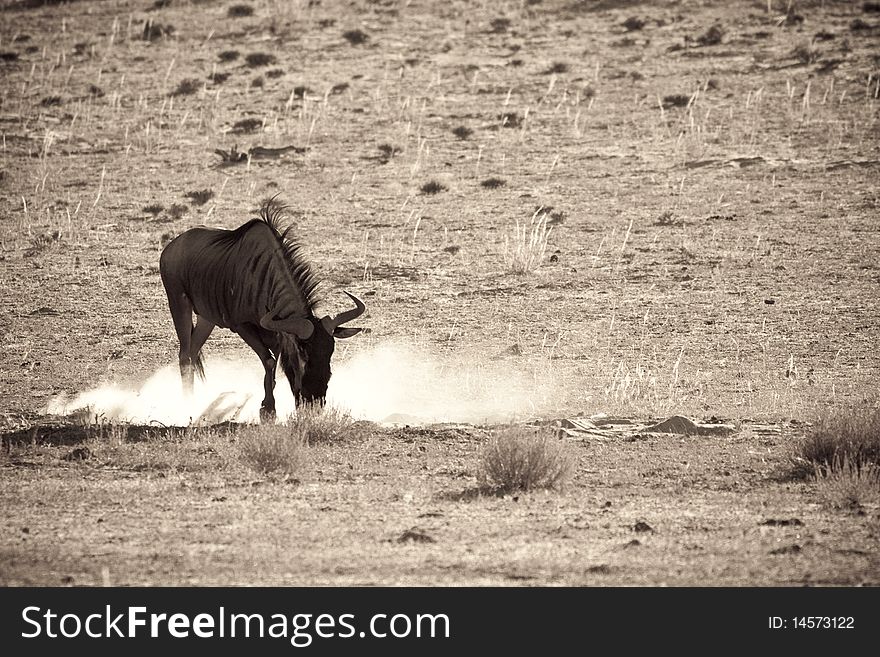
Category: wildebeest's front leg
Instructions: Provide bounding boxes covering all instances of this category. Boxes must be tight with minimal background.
[236,324,278,423]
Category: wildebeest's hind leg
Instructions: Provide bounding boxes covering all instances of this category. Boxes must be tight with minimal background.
[236,324,278,423]
[166,291,195,395]
[189,315,215,381]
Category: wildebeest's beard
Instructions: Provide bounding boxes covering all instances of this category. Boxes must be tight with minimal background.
[277,324,334,406]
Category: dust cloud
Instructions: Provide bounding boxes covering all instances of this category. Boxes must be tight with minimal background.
[45,341,562,426]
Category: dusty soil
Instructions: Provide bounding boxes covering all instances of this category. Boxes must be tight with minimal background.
[1,0,879,585]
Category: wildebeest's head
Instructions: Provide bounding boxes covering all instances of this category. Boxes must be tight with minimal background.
[260,291,365,406]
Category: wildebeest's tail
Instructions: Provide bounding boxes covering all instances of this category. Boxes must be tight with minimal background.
[193,349,206,381]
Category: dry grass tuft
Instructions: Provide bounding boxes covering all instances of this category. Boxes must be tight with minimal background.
[185,189,214,206]
[478,426,573,493]
[419,180,446,195]
[227,4,254,18]
[504,209,552,274]
[793,404,880,479]
[815,455,880,510]
[169,78,201,97]
[237,405,359,475]
[238,424,307,478]
[231,117,262,133]
[245,52,276,68]
[481,177,506,189]
[292,404,358,445]
[343,29,369,45]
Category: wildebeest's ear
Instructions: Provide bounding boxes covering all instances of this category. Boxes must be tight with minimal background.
[333,327,363,339]
[260,312,314,339]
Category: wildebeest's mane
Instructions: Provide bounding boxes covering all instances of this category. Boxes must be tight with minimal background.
[256,198,321,310]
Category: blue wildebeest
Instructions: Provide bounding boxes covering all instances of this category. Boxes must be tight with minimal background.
[159,201,365,421]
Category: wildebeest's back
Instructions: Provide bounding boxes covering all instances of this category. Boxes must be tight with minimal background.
[160,220,304,329]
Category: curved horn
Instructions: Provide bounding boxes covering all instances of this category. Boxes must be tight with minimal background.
[325,291,366,331]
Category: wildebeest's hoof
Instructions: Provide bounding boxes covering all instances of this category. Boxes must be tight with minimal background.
[259,407,276,423]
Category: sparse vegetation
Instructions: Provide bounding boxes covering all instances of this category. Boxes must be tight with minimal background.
[169,78,201,97]
[480,177,505,189]
[185,189,214,206]
[504,209,552,274]
[622,16,645,31]
[420,180,446,195]
[452,126,473,139]
[792,405,880,480]
[478,426,573,493]
[792,42,820,64]
[238,424,308,478]
[167,204,188,220]
[342,29,368,45]
[142,19,174,41]
[498,111,522,128]
[291,404,359,445]
[815,456,880,510]
[245,52,276,68]
[231,117,262,133]
[697,24,724,46]
[490,18,511,33]
[227,3,254,17]
[376,143,398,164]
[544,62,568,74]
[662,94,692,109]
[218,50,240,62]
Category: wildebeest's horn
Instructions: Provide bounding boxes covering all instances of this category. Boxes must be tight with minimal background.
[260,311,314,340]
[321,291,365,335]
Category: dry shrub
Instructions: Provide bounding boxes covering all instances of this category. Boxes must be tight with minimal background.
[245,52,275,68]
[169,78,201,97]
[478,426,573,493]
[185,189,214,206]
[794,405,880,478]
[292,404,357,445]
[419,180,446,195]
[238,424,307,478]
[815,456,880,510]
[342,29,368,45]
[228,3,254,17]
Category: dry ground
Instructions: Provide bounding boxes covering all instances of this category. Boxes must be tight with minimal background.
[1,0,878,585]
